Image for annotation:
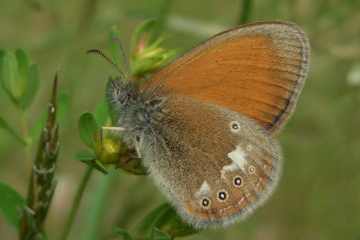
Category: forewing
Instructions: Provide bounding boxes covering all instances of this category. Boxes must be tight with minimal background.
[147,21,310,135]
[147,95,282,228]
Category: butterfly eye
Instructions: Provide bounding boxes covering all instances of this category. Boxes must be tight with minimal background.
[217,190,228,202]
[248,165,256,174]
[200,197,211,208]
[233,176,243,187]
[230,121,240,132]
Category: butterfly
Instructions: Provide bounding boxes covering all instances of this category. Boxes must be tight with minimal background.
[105,21,310,229]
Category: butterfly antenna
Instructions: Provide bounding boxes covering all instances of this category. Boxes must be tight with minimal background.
[87,49,127,79]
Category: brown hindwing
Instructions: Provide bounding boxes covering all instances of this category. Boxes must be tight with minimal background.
[148,95,282,228]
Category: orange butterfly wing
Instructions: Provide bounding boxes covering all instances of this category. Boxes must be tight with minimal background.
[147,21,310,135]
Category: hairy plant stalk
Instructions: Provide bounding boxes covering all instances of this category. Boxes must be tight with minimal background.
[19,74,60,240]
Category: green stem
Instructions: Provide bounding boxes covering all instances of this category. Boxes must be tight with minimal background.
[81,170,117,240]
[238,0,252,25]
[59,166,94,240]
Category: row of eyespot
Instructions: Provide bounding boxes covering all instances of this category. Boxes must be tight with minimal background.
[200,164,257,208]
[199,121,250,208]
[200,176,243,208]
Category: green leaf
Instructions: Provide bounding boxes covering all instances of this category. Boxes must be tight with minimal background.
[151,228,171,240]
[0,116,27,145]
[130,20,176,77]
[15,49,30,88]
[15,49,40,110]
[76,150,108,174]
[94,98,109,127]
[0,49,39,109]
[0,50,20,104]
[156,207,198,238]
[137,203,197,239]
[0,181,25,228]
[131,48,176,77]
[136,204,169,237]
[108,26,126,71]
[131,19,158,53]
[75,150,97,162]
[79,112,99,149]
[114,228,133,240]
[19,63,40,109]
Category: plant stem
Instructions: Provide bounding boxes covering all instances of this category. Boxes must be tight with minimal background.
[81,170,117,240]
[60,166,94,240]
[238,0,253,25]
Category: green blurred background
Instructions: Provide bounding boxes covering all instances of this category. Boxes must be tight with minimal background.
[1,0,360,239]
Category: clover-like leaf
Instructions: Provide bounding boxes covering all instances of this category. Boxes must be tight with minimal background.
[0,50,20,104]
[95,98,109,127]
[79,112,99,149]
[15,49,30,89]
[18,63,40,109]
[0,181,25,228]
[0,49,40,109]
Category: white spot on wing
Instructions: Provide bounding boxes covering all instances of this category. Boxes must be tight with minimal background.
[227,145,247,171]
[195,181,211,198]
[221,145,247,178]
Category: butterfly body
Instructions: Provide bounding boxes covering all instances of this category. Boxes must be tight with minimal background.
[107,83,281,228]
[106,21,310,229]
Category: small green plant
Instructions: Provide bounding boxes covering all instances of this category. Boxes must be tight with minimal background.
[0,21,196,240]
[0,48,66,239]
[0,49,40,146]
